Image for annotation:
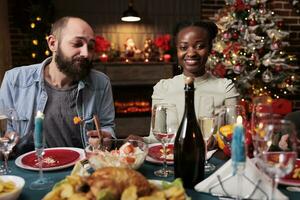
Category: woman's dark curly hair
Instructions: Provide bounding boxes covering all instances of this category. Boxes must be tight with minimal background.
[173,20,218,48]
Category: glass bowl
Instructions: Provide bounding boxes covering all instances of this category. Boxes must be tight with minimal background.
[86,138,148,170]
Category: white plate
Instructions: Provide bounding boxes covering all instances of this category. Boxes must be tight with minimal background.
[15,147,85,171]
[146,143,174,165]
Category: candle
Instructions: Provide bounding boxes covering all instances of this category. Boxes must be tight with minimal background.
[163,54,171,62]
[231,115,246,171]
[34,111,44,149]
[99,53,108,62]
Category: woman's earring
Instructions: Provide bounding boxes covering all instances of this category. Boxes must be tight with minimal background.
[178,65,182,70]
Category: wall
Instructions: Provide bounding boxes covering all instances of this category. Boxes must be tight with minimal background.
[53,0,202,53]
[0,0,11,82]
[7,0,300,66]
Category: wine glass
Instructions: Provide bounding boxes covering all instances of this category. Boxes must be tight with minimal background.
[30,111,53,190]
[199,116,217,173]
[251,96,273,157]
[198,96,217,173]
[0,105,20,174]
[217,105,247,157]
[253,119,298,200]
[151,103,179,177]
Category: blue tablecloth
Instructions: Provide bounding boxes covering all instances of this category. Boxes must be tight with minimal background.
[5,157,300,200]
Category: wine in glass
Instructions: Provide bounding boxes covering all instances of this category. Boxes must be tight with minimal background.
[199,116,217,173]
[198,95,217,173]
[151,103,178,177]
[0,107,20,174]
[253,119,298,200]
[30,111,53,190]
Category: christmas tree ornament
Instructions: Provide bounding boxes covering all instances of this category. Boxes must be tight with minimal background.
[232,32,240,39]
[262,69,273,83]
[248,19,257,26]
[233,63,244,74]
[277,20,284,28]
[275,64,283,72]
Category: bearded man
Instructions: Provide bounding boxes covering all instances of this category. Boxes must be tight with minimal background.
[0,17,115,152]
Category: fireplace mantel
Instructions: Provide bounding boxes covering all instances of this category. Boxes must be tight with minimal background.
[93,62,174,86]
[93,62,174,138]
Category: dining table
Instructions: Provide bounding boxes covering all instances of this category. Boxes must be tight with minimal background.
[6,154,300,200]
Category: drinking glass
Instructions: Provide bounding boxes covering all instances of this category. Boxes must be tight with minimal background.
[253,119,298,200]
[217,105,247,156]
[251,96,273,157]
[199,116,217,173]
[84,115,103,159]
[0,107,20,174]
[30,111,53,190]
[151,103,179,177]
[198,95,217,173]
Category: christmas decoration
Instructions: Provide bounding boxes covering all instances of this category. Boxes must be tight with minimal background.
[21,0,54,63]
[208,0,299,100]
[95,36,110,62]
[154,34,171,61]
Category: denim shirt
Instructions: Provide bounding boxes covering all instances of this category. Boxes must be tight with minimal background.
[0,58,115,148]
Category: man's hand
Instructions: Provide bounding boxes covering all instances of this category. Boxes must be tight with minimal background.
[87,130,112,148]
[125,134,144,143]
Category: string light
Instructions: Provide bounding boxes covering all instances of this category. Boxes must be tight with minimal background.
[31,53,36,58]
[36,17,41,21]
[45,50,50,56]
[30,23,35,29]
[32,39,38,46]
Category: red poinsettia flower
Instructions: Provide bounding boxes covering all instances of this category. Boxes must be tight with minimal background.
[154,34,171,51]
[95,36,111,52]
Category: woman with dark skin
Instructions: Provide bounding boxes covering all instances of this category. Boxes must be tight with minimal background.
[145,20,239,143]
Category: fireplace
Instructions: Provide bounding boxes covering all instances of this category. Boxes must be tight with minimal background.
[94,62,173,138]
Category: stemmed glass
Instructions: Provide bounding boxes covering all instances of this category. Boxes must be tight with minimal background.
[0,106,20,174]
[198,96,217,173]
[30,111,53,190]
[253,119,298,200]
[151,103,179,177]
[199,116,217,173]
[251,96,273,157]
[217,105,247,156]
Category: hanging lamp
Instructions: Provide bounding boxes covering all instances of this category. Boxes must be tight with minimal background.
[121,0,141,22]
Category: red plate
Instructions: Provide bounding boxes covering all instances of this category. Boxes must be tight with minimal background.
[148,143,174,162]
[15,147,84,171]
[279,159,300,186]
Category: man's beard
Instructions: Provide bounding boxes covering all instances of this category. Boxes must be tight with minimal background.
[55,47,93,81]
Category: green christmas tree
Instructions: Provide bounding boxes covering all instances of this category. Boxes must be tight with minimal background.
[207,0,299,101]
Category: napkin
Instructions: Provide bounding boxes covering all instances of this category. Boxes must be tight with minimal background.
[195,158,288,200]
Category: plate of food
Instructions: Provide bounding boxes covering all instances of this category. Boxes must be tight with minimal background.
[146,143,174,165]
[279,159,300,186]
[15,147,85,171]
